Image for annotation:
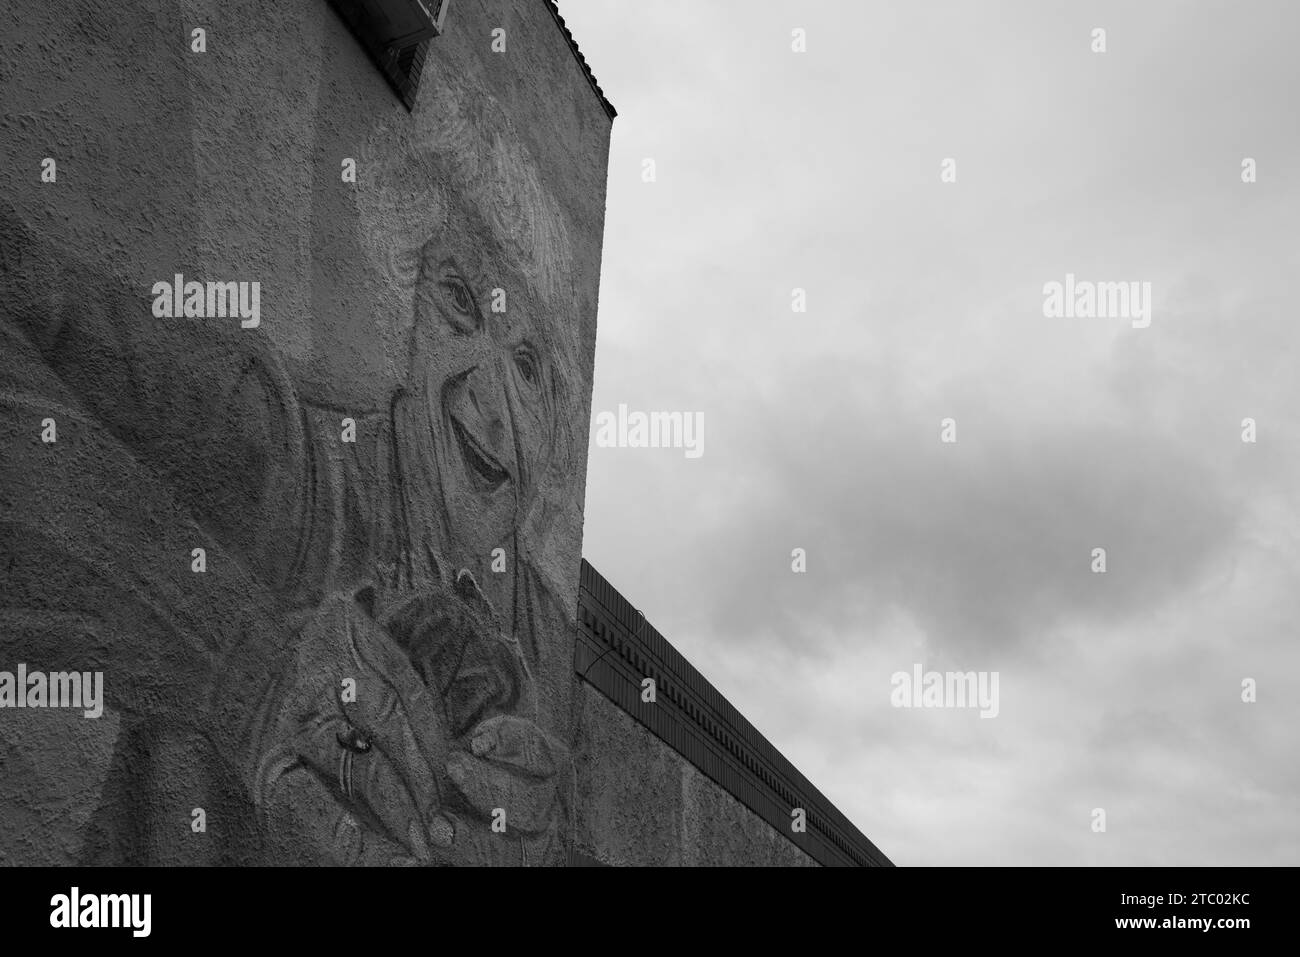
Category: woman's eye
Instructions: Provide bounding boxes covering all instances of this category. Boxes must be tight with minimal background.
[515,348,539,385]
[441,278,475,315]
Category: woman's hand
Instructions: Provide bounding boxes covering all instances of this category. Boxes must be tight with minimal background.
[441,712,572,866]
[382,568,536,737]
[251,588,457,865]
[382,569,571,865]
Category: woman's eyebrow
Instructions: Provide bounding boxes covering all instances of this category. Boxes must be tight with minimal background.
[430,253,464,276]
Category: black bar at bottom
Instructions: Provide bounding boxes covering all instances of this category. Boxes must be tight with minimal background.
[0,865,1280,945]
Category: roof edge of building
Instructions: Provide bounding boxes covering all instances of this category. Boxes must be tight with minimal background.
[544,1,617,120]
[576,558,893,867]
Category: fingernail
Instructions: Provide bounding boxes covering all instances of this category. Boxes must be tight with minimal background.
[408,819,430,860]
[446,755,467,785]
[428,814,455,848]
[336,813,361,866]
[470,731,495,756]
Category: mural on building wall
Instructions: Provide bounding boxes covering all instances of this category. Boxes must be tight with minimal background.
[0,8,588,866]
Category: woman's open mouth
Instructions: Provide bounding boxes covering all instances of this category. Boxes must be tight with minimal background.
[450,417,511,490]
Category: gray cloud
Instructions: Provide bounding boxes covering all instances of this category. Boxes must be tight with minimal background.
[566,0,1300,864]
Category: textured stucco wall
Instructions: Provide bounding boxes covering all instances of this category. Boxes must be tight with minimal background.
[573,684,818,867]
[1,0,824,868]
[1,0,610,865]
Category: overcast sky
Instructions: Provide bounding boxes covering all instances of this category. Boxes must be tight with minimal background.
[562,0,1300,866]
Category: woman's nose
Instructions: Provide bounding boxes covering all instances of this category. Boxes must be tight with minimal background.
[463,360,511,449]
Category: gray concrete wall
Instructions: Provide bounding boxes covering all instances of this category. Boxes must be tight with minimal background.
[1,0,610,865]
[573,684,817,866]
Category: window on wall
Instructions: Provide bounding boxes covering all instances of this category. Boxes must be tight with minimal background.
[327,0,451,110]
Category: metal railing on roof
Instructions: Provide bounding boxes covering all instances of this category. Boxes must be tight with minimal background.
[575,559,892,867]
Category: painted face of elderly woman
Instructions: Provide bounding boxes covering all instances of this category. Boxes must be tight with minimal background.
[404,215,553,573]
[366,126,580,624]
